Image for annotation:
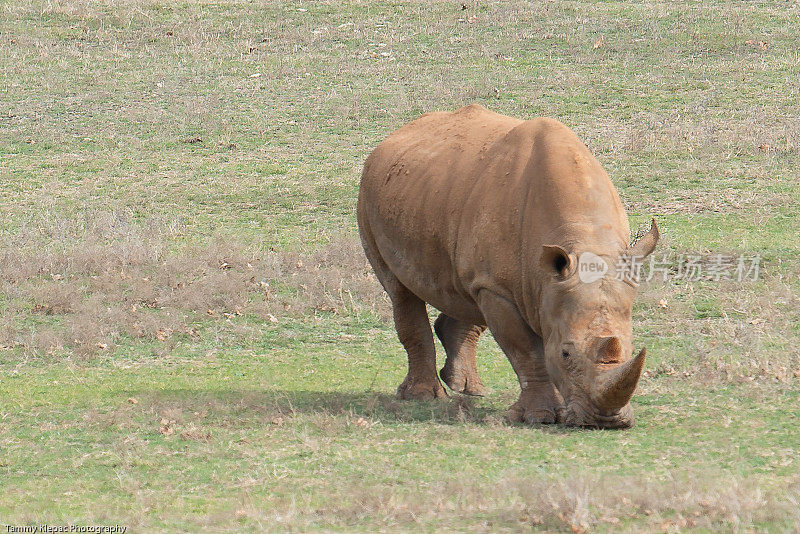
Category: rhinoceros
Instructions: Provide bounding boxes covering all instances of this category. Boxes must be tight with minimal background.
[357,104,658,429]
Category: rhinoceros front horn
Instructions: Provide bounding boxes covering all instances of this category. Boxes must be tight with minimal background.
[592,348,647,411]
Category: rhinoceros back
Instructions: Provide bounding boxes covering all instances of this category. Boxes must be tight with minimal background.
[357,103,628,324]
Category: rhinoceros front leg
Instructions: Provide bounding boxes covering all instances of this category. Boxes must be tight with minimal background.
[504,334,565,424]
[478,292,564,424]
[434,314,487,396]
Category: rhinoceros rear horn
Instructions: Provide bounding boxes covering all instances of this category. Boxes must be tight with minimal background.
[627,219,659,259]
[592,348,646,411]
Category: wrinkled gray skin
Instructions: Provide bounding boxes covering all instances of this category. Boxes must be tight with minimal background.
[357,104,659,429]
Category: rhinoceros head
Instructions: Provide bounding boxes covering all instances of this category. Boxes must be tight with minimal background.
[538,220,659,429]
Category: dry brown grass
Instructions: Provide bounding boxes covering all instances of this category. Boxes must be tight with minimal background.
[235,471,800,532]
[0,211,388,357]
[2,210,796,386]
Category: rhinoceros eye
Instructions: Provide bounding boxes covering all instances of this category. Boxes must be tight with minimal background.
[561,350,570,359]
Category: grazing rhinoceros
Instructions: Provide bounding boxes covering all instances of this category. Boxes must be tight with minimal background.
[357,104,658,429]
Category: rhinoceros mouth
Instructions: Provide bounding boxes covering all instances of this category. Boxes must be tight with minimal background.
[563,402,634,429]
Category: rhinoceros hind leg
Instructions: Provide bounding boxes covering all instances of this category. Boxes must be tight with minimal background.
[390,289,448,400]
[434,314,486,396]
[359,220,446,400]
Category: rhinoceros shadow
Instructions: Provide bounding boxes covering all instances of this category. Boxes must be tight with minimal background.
[133,388,576,432]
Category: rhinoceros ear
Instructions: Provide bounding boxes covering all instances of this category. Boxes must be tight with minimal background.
[541,244,574,278]
[627,219,659,259]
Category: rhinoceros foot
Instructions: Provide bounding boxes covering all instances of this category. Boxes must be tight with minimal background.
[507,385,564,425]
[396,375,448,400]
[439,363,486,396]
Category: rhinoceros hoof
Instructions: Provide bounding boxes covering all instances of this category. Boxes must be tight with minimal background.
[396,377,448,400]
[507,392,564,425]
[439,365,486,396]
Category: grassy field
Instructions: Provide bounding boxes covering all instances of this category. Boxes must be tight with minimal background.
[1,0,799,531]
